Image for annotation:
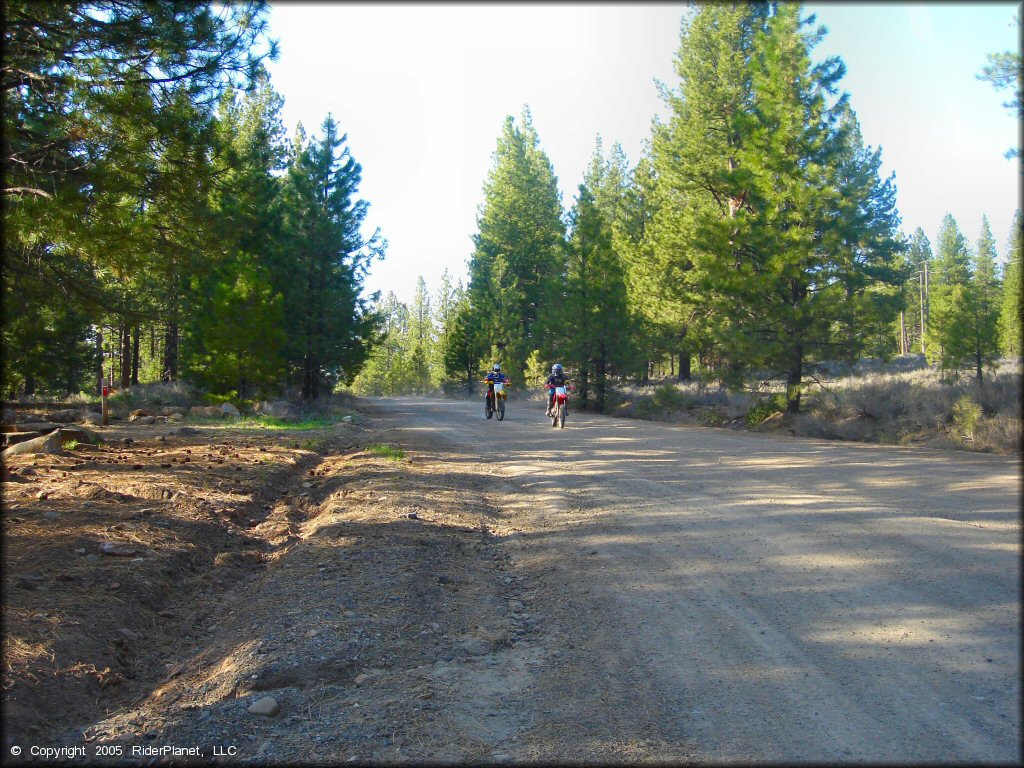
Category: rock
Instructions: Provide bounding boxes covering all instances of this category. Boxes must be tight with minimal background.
[98,542,137,557]
[221,403,241,418]
[133,416,156,426]
[117,628,140,641]
[47,409,82,423]
[2,408,16,424]
[122,438,133,446]
[80,412,103,426]
[1,429,66,459]
[18,422,62,433]
[42,511,61,521]
[262,400,295,420]
[342,415,353,423]
[247,697,280,717]
[128,409,154,421]
[353,673,374,687]
[168,412,184,422]
[159,407,185,417]
[57,425,99,445]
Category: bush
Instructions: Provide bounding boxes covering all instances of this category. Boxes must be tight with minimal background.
[746,396,784,427]
[653,383,686,410]
[951,395,983,444]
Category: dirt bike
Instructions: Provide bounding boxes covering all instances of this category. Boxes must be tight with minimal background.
[547,385,569,429]
[483,379,507,421]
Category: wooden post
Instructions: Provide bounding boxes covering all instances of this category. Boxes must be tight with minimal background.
[102,384,109,426]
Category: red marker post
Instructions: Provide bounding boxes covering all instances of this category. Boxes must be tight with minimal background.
[102,385,109,426]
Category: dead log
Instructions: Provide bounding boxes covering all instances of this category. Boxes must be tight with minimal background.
[1,429,67,459]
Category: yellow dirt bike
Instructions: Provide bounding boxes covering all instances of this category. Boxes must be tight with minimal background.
[483,379,507,421]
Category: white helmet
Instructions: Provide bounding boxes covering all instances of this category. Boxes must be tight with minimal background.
[493,363,501,371]
[552,363,563,374]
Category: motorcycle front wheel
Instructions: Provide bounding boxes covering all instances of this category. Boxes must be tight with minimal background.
[485,397,493,419]
[497,398,505,421]
[558,401,566,428]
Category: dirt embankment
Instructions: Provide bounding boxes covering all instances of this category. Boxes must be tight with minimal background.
[3,410,573,764]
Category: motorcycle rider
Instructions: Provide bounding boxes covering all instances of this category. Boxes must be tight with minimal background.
[484,363,510,408]
[545,363,571,417]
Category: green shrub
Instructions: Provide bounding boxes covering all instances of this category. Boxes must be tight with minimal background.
[653,384,685,410]
[951,395,983,443]
[746,397,783,427]
[698,409,725,427]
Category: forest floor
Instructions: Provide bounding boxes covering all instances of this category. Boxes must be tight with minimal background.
[1,397,1019,764]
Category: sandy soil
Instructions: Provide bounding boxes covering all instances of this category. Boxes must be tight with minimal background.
[2,396,1019,764]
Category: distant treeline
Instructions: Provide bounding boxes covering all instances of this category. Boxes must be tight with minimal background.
[356,3,1022,412]
[4,3,1020,410]
[3,2,384,401]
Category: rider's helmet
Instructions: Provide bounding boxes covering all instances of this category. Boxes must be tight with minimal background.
[552,363,563,375]
[493,363,501,372]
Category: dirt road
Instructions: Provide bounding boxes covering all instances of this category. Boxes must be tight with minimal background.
[364,396,1020,763]
[5,395,1019,764]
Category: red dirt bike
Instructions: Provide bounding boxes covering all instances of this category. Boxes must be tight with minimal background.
[483,378,507,421]
[546,384,571,429]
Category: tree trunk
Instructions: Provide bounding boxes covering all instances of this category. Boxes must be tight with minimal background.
[23,375,35,397]
[677,351,691,382]
[595,353,606,413]
[162,323,178,382]
[976,352,984,385]
[120,322,131,389]
[131,325,140,385]
[786,345,804,415]
[95,330,104,396]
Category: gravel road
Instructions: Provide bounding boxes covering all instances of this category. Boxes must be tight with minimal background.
[365,395,1020,763]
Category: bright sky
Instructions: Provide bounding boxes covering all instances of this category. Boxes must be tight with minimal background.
[265,2,1022,304]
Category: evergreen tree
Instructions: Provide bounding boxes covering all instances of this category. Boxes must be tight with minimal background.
[433,270,462,386]
[927,213,972,376]
[183,77,289,396]
[467,107,565,381]
[406,277,434,392]
[978,14,1022,158]
[655,3,903,411]
[962,217,1002,383]
[900,228,933,355]
[999,212,1022,358]
[279,115,384,399]
[614,148,671,383]
[561,183,631,411]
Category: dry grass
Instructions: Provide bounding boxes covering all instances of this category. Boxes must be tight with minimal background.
[609,357,1022,454]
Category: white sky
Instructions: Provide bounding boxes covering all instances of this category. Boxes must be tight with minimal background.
[265,2,1022,305]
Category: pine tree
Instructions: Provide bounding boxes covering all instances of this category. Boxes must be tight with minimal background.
[654,3,903,412]
[279,115,384,399]
[963,217,1002,383]
[406,277,434,393]
[900,228,933,355]
[467,107,565,381]
[928,214,972,377]
[999,212,1022,358]
[561,183,632,411]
